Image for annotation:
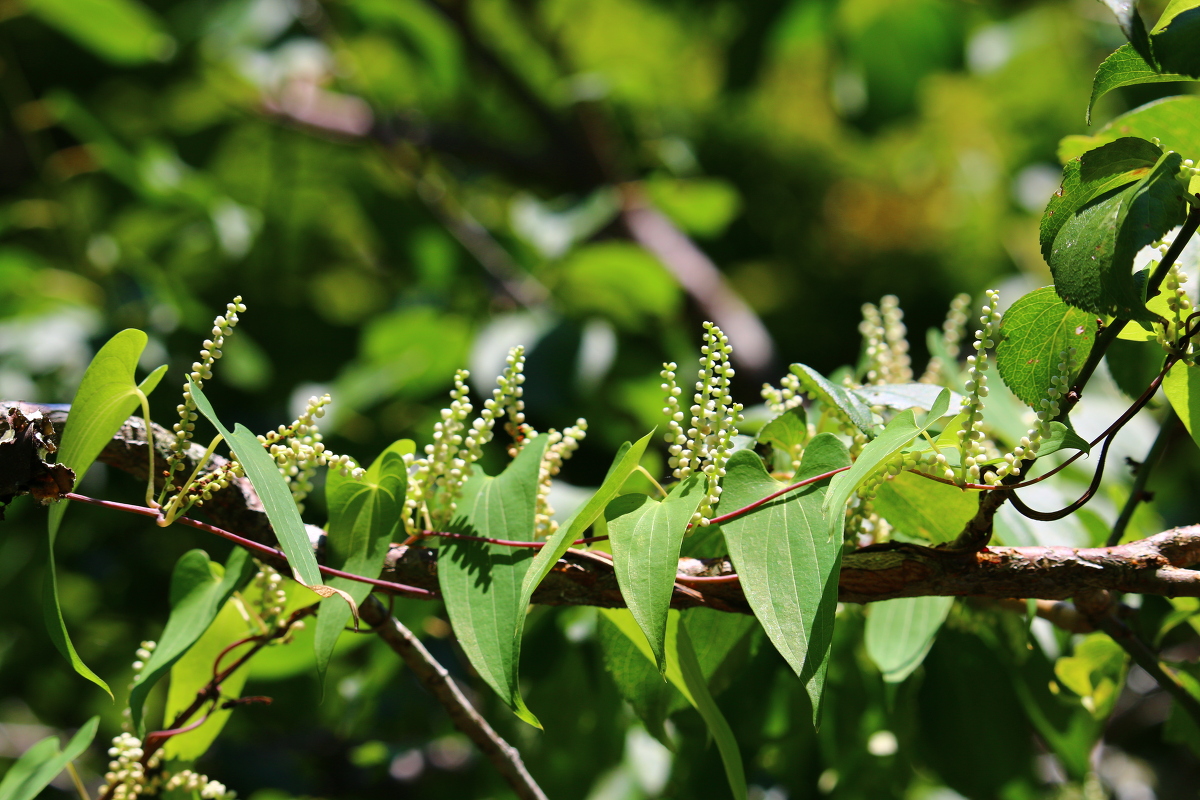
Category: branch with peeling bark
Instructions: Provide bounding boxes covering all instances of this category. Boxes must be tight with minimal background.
[7,404,1200,614]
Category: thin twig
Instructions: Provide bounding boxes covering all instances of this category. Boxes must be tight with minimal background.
[1108,409,1179,547]
[359,596,548,800]
[1097,612,1200,729]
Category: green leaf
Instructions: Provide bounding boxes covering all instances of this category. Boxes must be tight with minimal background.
[757,406,808,462]
[1060,96,1200,163]
[1046,152,1186,320]
[1096,0,1154,66]
[790,363,875,436]
[599,608,747,800]
[1164,361,1200,448]
[996,287,1098,407]
[313,439,411,683]
[1040,139,1162,267]
[47,328,164,697]
[853,383,964,414]
[1151,0,1200,77]
[721,434,851,722]
[823,401,948,541]
[1088,44,1196,123]
[128,548,253,734]
[520,431,655,624]
[643,176,742,238]
[438,436,550,727]
[1054,633,1129,718]
[0,717,98,800]
[24,0,174,65]
[1037,421,1093,458]
[163,594,258,761]
[873,471,977,543]
[188,380,323,588]
[606,474,705,671]
[864,596,955,683]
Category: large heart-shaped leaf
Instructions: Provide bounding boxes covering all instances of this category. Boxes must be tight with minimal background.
[721,434,851,722]
[128,548,252,734]
[438,436,549,727]
[996,287,1098,407]
[313,439,411,682]
[606,474,704,672]
[47,328,166,696]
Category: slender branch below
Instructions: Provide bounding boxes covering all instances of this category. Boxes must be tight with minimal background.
[359,597,547,800]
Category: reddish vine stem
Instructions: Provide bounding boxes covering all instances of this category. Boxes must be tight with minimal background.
[64,493,437,599]
[96,605,317,800]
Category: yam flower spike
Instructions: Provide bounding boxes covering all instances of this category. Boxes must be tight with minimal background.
[662,321,744,526]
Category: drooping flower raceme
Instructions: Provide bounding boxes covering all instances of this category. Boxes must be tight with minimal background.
[984,348,1073,486]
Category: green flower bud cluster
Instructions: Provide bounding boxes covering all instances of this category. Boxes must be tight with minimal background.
[957,290,1001,485]
[661,322,744,526]
[164,770,236,800]
[761,372,803,415]
[489,347,530,458]
[165,297,246,483]
[105,733,147,800]
[920,293,971,384]
[1159,257,1195,366]
[983,349,1073,486]
[1184,158,1200,181]
[533,419,588,538]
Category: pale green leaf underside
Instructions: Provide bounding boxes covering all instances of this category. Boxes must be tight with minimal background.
[865,596,955,683]
[606,474,705,671]
[721,434,851,723]
[873,471,976,544]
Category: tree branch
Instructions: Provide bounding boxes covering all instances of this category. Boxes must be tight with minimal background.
[359,597,547,800]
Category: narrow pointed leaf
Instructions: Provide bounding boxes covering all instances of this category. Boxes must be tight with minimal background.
[46,329,164,696]
[188,380,322,588]
[519,431,654,614]
[790,363,875,436]
[606,474,705,671]
[600,608,747,800]
[128,547,252,734]
[438,436,550,727]
[721,434,851,722]
[313,440,411,682]
[0,717,98,800]
[853,383,963,414]
[865,596,955,682]
[1088,44,1195,123]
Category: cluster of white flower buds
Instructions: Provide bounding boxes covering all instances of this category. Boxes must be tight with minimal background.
[163,770,236,800]
[403,370,477,532]
[534,420,588,537]
[921,293,971,384]
[130,640,156,683]
[662,322,744,526]
[956,290,1001,485]
[983,349,1073,486]
[761,372,804,415]
[486,347,531,459]
[257,394,361,512]
[105,733,146,800]
[859,296,913,386]
[1185,158,1200,180]
[253,563,288,627]
[1159,247,1195,365]
[165,297,246,480]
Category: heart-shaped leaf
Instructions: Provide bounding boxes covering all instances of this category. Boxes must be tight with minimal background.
[606,474,705,671]
[996,287,1098,407]
[865,596,955,683]
[721,434,851,722]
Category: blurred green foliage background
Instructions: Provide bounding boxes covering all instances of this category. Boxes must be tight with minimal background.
[2,0,1200,797]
